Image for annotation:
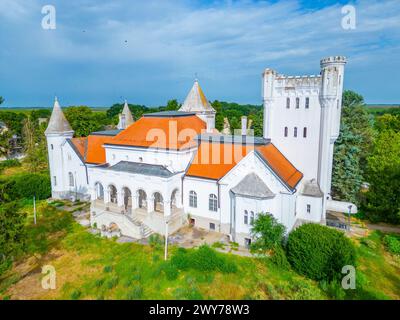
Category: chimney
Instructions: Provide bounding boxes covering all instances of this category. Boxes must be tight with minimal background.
[241,116,247,136]
[206,115,214,133]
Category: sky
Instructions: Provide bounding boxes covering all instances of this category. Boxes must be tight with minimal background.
[0,0,399,108]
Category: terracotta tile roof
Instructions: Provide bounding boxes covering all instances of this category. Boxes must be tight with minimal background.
[255,144,303,189]
[108,114,206,150]
[70,135,113,165]
[186,141,303,190]
[186,142,254,180]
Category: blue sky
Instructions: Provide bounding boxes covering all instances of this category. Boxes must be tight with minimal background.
[0,0,399,108]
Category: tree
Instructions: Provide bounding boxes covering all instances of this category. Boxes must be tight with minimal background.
[0,127,12,159]
[64,106,109,137]
[0,202,27,275]
[22,116,48,172]
[0,96,4,105]
[331,90,374,204]
[364,128,400,224]
[250,213,286,252]
[165,99,180,111]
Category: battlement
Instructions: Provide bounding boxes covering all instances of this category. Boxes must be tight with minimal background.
[320,56,347,66]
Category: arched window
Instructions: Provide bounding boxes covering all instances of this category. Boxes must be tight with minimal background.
[138,189,147,209]
[68,172,74,187]
[109,185,117,204]
[189,191,197,208]
[154,192,164,212]
[284,127,288,137]
[305,97,310,109]
[51,144,54,150]
[250,211,255,224]
[286,97,290,109]
[244,210,248,225]
[209,194,218,212]
[294,127,298,137]
[95,182,104,200]
[296,97,300,109]
[303,127,307,138]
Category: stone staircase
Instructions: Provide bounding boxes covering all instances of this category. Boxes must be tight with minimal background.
[125,214,154,238]
[93,210,154,239]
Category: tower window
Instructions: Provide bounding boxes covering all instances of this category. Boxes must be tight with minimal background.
[51,144,54,150]
[305,97,310,109]
[244,210,248,225]
[284,127,288,137]
[286,97,290,109]
[68,172,74,187]
[250,211,255,224]
[307,204,311,213]
[296,97,300,109]
[53,176,57,186]
[294,127,298,137]
[303,127,307,138]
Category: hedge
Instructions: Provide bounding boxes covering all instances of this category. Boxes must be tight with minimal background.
[286,223,356,281]
[0,173,51,202]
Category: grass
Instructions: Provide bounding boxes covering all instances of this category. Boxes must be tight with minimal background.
[0,203,399,300]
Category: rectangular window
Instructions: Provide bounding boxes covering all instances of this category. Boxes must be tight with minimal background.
[305,97,310,109]
[303,127,307,138]
[53,176,57,186]
[307,204,311,213]
[286,98,290,109]
[296,97,300,109]
[209,223,216,231]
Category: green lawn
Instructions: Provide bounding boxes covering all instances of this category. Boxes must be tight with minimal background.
[0,202,399,300]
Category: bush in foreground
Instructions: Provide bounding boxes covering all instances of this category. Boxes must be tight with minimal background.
[383,234,400,255]
[250,213,286,253]
[286,223,356,281]
[170,245,237,274]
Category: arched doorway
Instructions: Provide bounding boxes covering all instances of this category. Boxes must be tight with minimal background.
[170,189,179,210]
[138,189,147,209]
[95,182,104,200]
[123,187,132,213]
[153,192,164,213]
[109,185,117,204]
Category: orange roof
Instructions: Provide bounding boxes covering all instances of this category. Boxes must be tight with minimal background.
[186,142,254,180]
[186,141,303,190]
[108,115,206,150]
[70,135,112,164]
[255,144,303,189]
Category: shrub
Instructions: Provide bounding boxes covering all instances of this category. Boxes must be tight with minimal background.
[250,213,286,252]
[162,262,179,281]
[170,245,237,274]
[105,276,119,289]
[0,173,51,202]
[383,235,400,255]
[70,290,81,300]
[286,223,356,281]
[126,285,143,299]
[0,159,21,173]
[148,233,164,248]
[269,245,290,269]
[103,265,113,273]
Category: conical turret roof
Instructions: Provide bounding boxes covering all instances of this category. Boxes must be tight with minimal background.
[117,100,135,129]
[45,97,73,135]
[179,80,215,114]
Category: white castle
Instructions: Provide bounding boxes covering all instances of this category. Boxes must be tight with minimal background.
[45,56,354,246]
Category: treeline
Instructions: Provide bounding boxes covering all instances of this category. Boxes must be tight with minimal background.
[331,91,400,224]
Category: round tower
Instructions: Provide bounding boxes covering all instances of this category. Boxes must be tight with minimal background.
[262,68,276,140]
[318,56,347,205]
[45,97,74,199]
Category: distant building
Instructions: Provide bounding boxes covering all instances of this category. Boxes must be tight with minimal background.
[45,56,353,246]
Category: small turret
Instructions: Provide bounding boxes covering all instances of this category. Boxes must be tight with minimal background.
[45,97,74,136]
[45,97,74,199]
[117,100,134,130]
